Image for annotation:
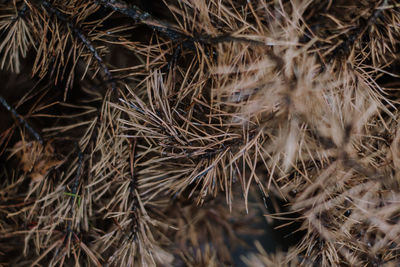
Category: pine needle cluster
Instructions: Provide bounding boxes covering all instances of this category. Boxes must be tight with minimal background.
[0,0,400,266]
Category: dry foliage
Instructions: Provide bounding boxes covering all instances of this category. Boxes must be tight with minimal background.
[10,140,64,182]
[0,0,400,266]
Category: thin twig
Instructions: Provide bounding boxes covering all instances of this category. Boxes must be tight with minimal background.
[40,0,116,91]
[128,138,139,240]
[129,137,137,193]
[0,95,44,144]
[97,0,267,46]
[64,144,83,243]
[71,146,83,202]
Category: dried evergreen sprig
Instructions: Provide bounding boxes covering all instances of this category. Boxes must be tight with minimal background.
[38,0,116,91]
[114,69,267,208]
[30,0,114,94]
[89,98,172,266]
[1,0,400,265]
[0,0,123,97]
[161,0,400,265]
[279,110,400,266]
[0,80,104,265]
[0,2,34,73]
[306,0,400,67]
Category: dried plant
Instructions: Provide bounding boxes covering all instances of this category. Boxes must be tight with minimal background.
[0,0,400,266]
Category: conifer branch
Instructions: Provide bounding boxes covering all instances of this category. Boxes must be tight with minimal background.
[336,0,389,59]
[97,0,266,47]
[0,95,44,144]
[39,0,116,90]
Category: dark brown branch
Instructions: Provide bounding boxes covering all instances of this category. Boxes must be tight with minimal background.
[40,0,116,90]
[97,0,266,47]
[0,95,44,144]
[128,138,139,240]
[71,144,83,202]
[63,144,83,244]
